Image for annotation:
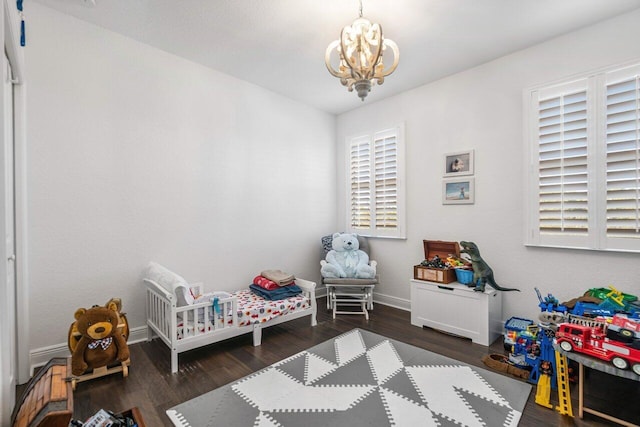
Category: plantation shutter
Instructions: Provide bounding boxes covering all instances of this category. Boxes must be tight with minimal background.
[374,130,398,230]
[605,73,640,239]
[527,63,640,252]
[536,83,589,236]
[349,136,372,229]
[347,124,405,238]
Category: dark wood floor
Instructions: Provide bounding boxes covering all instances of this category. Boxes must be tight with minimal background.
[30,299,640,426]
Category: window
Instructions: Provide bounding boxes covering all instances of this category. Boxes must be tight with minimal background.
[525,62,640,252]
[346,124,405,238]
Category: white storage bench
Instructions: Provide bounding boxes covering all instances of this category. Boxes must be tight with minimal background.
[410,279,502,346]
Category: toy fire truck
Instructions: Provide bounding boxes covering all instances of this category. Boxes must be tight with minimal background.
[555,322,640,375]
[606,313,640,341]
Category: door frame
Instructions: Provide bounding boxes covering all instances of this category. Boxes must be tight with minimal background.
[1,2,28,425]
[3,0,28,384]
[0,49,15,426]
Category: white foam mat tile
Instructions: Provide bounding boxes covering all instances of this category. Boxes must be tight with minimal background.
[379,387,440,426]
[406,365,512,427]
[334,329,367,366]
[366,340,404,385]
[305,352,338,385]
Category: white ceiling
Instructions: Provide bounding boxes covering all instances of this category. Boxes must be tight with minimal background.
[32,0,640,115]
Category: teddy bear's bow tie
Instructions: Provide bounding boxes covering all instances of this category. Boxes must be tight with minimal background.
[344,251,358,269]
[88,336,113,350]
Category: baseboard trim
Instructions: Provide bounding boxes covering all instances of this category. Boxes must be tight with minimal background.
[373,292,410,311]
[28,326,148,376]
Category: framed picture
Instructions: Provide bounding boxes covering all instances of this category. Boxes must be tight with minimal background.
[444,150,474,177]
[443,178,475,205]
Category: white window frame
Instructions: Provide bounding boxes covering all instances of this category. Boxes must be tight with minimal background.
[524,61,640,253]
[345,123,406,239]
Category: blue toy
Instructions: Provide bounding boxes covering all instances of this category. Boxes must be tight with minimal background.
[504,317,534,352]
[535,287,567,314]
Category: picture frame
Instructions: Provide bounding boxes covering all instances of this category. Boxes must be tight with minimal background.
[443,150,474,177]
[443,177,475,205]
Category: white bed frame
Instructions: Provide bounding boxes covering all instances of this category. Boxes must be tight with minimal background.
[143,277,317,373]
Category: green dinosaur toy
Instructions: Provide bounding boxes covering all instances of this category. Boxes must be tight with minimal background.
[459,241,520,292]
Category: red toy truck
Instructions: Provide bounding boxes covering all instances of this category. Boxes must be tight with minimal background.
[607,314,640,341]
[555,323,640,375]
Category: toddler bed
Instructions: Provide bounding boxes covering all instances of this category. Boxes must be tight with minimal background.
[143,262,317,373]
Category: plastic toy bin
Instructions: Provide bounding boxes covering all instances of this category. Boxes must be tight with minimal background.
[454,268,474,285]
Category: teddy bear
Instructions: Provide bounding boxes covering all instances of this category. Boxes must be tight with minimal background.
[70,299,130,376]
[321,232,376,279]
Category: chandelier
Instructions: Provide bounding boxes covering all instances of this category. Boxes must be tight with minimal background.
[325,0,399,101]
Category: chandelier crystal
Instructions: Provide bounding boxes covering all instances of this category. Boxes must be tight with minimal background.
[325,0,399,101]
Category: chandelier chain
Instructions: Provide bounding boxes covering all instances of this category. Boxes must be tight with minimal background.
[359,0,363,17]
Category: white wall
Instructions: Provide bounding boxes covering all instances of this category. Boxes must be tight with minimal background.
[24,3,336,356]
[21,3,640,369]
[337,9,640,321]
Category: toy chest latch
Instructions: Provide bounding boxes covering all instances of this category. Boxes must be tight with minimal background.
[413,240,460,284]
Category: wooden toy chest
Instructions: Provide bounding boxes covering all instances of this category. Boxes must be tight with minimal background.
[413,240,460,284]
[11,357,73,427]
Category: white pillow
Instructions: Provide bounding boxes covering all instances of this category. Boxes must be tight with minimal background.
[146,262,194,307]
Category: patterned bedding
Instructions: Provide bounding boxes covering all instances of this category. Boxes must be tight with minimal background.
[234,289,310,326]
[177,289,310,340]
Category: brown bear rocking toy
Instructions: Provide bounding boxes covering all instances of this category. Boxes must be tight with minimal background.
[68,298,130,388]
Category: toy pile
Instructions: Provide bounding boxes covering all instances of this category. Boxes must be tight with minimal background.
[483,285,639,415]
[500,286,640,378]
[536,286,640,374]
[418,254,470,270]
